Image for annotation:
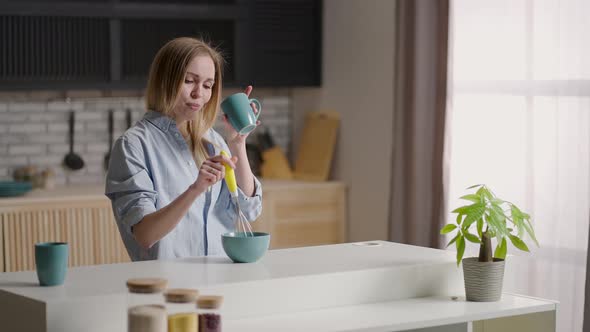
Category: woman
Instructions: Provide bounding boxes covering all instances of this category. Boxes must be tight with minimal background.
[105,37,262,261]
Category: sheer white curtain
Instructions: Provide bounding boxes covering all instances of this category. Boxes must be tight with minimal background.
[446,0,590,331]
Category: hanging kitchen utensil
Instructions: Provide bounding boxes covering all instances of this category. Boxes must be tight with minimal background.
[258,128,275,151]
[126,108,132,129]
[246,143,262,176]
[103,109,114,171]
[63,110,85,171]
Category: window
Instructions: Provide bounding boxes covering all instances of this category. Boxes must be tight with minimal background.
[447,1,590,330]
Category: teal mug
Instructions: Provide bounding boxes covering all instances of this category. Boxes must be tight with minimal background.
[35,242,68,286]
[221,93,262,135]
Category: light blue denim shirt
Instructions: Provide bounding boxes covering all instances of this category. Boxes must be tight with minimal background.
[105,110,262,261]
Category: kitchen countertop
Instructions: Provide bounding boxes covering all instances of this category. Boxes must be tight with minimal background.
[0,241,455,303]
[0,241,557,332]
[0,180,345,207]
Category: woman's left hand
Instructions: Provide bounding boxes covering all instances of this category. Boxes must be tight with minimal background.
[223,85,261,147]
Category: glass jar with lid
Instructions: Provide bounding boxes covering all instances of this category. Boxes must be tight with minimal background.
[197,295,223,332]
[126,278,168,332]
[128,305,166,332]
[164,288,199,332]
[126,278,168,308]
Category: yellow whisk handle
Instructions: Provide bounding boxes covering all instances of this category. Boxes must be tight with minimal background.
[220,151,238,196]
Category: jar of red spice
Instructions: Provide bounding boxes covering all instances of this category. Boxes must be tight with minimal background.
[197,295,223,332]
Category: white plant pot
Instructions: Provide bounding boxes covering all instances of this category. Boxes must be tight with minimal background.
[462,257,505,302]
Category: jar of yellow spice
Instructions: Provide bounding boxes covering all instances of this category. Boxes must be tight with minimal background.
[164,288,199,332]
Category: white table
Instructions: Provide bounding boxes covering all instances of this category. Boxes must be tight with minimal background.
[0,241,557,332]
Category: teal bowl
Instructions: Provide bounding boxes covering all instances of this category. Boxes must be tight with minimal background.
[221,232,270,263]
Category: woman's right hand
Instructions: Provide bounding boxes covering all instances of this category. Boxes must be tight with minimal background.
[191,154,238,193]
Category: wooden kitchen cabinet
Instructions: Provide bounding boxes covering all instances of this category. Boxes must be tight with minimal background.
[254,181,347,249]
[0,181,347,272]
[0,188,130,272]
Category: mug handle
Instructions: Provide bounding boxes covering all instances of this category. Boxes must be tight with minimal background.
[249,98,262,120]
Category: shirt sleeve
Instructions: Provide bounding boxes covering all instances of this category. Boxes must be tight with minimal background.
[235,175,263,221]
[105,137,158,237]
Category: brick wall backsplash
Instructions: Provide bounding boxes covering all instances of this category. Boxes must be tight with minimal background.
[0,96,290,185]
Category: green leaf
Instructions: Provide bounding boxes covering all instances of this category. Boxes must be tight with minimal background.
[510,205,528,239]
[467,202,486,213]
[522,220,540,247]
[462,203,486,229]
[440,224,457,234]
[476,186,494,201]
[491,203,506,219]
[466,184,484,190]
[460,194,481,203]
[464,231,480,244]
[491,198,504,205]
[446,233,459,248]
[494,237,507,259]
[513,216,525,238]
[451,205,472,214]
[456,213,463,225]
[485,212,503,238]
[456,235,465,266]
[510,204,524,218]
[509,235,530,252]
[476,218,483,237]
[512,205,532,224]
[488,207,508,238]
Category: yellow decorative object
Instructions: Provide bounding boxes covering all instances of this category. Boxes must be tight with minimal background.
[220,151,238,196]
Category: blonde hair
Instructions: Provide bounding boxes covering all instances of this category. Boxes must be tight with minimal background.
[145,37,224,166]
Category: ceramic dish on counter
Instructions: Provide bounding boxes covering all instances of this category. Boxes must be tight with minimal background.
[0,181,33,197]
[221,232,270,263]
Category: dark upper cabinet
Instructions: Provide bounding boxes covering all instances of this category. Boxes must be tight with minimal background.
[0,16,111,85]
[0,0,322,90]
[252,0,321,86]
[120,19,236,84]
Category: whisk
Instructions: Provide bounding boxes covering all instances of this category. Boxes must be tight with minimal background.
[221,151,254,237]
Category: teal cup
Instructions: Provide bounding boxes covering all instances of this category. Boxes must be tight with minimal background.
[221,93,262,135]
[221,232,270,263]
[35,242,68,286]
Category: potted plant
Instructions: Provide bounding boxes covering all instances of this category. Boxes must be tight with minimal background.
[440,184,539,301]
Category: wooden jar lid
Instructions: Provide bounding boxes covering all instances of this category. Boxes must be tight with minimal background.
[164,289,199,303]
[126,278,168,294]
[197,295,223,309]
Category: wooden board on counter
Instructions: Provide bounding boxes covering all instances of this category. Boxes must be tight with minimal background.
[294,111,340,181]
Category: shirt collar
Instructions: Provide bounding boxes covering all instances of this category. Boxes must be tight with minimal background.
[144,110,176,133]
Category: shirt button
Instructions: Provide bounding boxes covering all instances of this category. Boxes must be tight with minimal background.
[188,161,192,166]
[175,133,179,137]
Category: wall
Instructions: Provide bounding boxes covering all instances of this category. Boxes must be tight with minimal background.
[291,0,396,242]
[0,94,290,186]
